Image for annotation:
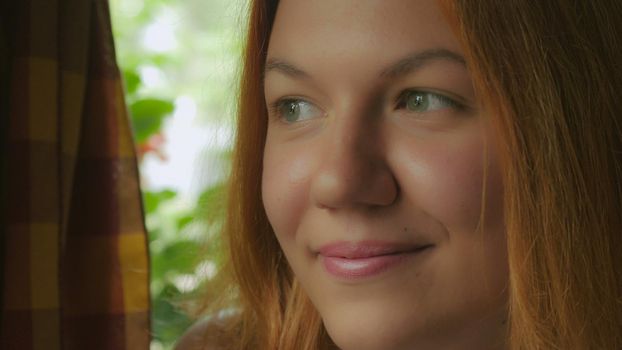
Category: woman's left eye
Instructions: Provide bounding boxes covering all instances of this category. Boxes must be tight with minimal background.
[396,90,461,113]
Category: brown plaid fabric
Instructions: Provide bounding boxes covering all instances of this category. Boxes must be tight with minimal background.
[1,0,150,349]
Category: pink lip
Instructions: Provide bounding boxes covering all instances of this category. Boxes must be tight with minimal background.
[318,241,433,280]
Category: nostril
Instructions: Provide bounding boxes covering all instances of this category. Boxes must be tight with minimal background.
[368,172,399,206]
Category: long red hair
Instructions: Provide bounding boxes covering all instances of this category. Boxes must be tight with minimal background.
[441,1,622,348]
[212,1,622,348]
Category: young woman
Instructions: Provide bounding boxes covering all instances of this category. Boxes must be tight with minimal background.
[176,0,622,349]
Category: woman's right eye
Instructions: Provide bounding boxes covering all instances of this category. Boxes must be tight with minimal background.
[270,99,324,124]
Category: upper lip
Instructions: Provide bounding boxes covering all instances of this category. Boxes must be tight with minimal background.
[317,240,433,259]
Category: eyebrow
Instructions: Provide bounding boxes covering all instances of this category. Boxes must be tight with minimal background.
[380,49,467,79]
[264,48,467,81]
[264,58,310,79]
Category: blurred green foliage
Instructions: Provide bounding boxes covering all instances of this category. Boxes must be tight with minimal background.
[129,98,174,144]
[111,0,242,348]
[146,183,227,348]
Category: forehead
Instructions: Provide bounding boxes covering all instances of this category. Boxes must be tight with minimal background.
[267,0,461,69]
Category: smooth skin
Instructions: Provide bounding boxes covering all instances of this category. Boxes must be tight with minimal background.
[262,0,509,349]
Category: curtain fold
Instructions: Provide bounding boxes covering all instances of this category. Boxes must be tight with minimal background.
[1,0,151,349]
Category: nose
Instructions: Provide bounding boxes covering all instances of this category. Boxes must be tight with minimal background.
[310,114,398,210]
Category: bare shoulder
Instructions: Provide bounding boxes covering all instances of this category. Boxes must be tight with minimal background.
[174,315,233,350]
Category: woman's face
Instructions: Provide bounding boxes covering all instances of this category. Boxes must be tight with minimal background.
[262,0,508,349]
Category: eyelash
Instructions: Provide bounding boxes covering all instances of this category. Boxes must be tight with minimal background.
[268,98,293,118]
[268,98,320,123]
[394,89,465,113]
[268,90,465,123]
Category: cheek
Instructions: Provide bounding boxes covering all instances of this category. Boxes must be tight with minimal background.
[261,140,317,241]
[392,132,502,234]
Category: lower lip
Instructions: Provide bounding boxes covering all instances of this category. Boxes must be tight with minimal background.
[321,247,432,280]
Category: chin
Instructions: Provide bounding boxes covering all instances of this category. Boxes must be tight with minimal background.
[319,302,508,350]
[321,310,420,350]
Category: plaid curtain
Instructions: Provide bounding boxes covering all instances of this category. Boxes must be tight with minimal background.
[1,0,151,349]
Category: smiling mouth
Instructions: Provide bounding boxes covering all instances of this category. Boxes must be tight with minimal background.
[317,241,434,280]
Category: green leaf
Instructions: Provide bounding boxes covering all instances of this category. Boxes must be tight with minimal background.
[176,214,195,231]
[158,240,202,275]
[122,69,141,96]
[147,227,163,244]
[196,182,227,222]
[129,98,175,143]
[143,189,178,214]
[150,247,167,282]
[151,287,193,345]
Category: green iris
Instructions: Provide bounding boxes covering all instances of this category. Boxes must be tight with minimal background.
[277,99,321,123]
[403,91,457,113]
